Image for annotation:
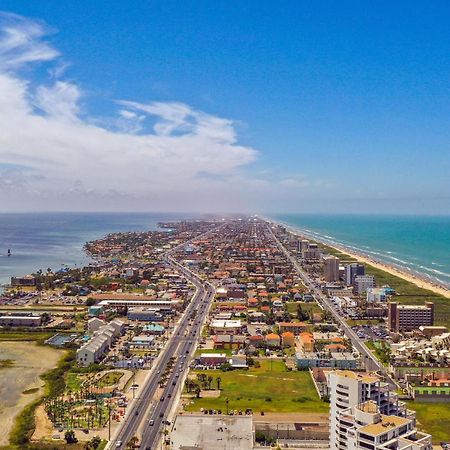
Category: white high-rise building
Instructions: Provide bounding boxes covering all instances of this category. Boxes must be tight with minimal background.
[328,371,426,450]
[353,274,375,295]
[340,400,432,450]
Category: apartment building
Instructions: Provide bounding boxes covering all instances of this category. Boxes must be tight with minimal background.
[353,275,375,295]
[388,302,434,332]
[323,255,340,282]
[339,400,432,450]
[328,371,413,450]
[344,263,365,286]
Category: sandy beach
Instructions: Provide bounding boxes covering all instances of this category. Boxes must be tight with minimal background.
[325,242,450,299]
[268,218,450,299]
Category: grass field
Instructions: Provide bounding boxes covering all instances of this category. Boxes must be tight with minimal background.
[406,401,450,441]
[286,301,322,317]
[185,359,328,413]
[363,264,450,328]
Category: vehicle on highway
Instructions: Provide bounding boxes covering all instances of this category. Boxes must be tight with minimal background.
[149,420,154,426]
[116,441,122,448]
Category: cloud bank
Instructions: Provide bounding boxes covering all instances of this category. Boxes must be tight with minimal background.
[0,12,326,213]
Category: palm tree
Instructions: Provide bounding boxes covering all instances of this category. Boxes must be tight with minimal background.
[216,376,222,391]
[126,436,139,449]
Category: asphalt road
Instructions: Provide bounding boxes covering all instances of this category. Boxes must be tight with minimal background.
[266,223,398,388]
[110,255,215,449]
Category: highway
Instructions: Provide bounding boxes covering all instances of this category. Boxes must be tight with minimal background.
[266,222,398,388]
[109,234,217,449]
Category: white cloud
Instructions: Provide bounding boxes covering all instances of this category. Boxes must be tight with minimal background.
[0,12,329,213]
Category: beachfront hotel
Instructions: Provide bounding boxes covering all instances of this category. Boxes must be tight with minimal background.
[388,302,434,332]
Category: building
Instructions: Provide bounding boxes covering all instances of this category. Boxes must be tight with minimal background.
[302,243,321,260]
[335,400,432,450]
[127,307,164,322]
[296,352,357,369]
[87,317,105,334]
[353,275,375,295]
[277,321,308,334]
[265,333,281,347]
[76,320,124,366]
[281,331,295,347]
[344,263,365,286]
[170,414,254,450]
[10,275,37,287]
[366,287,390,303]
[300,332,315,352]
[0,315,42,327]
[323,255,340,282]
[388,302,434,332]
[198,353,228,367]
[88,305,104,317]
[328,370,417,450]
[210,319,242,335]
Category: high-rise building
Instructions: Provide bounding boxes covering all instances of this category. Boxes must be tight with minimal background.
[388,302,434,332]
[336,400,432,450]
[353,274,375,295]
[323,255,340,282]
[302,242,321,260]
[344,263,365,285]
[328,371,430,450]
[297,239,310,253]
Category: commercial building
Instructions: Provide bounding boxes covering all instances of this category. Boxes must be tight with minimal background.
[210,319,243,335]
[323,255,340,282]
[0,315,42,327]
[353,275,375,295]
[127,307,164,322]
[388,302,434,332]
[170,414,254,450]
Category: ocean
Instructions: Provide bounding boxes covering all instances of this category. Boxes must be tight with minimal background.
[2,212,450,289]
[271,214,450,287]
[0,212,191,285]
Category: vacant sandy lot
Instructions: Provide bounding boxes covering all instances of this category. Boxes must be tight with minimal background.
[0,341,62,446]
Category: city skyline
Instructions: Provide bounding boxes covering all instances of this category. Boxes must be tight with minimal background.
[0,2,449,213]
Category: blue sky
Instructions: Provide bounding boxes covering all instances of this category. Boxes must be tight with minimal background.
[0,1,449,213]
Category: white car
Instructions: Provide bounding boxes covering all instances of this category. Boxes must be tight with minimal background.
[116,441,122,448]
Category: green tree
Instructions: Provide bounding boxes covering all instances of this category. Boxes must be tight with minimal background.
[64,430,78,444]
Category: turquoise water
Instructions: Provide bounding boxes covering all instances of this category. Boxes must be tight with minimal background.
[271,214,450,287]
[0,212,191,285]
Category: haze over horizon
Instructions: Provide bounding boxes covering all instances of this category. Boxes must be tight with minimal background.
[0,2,449,214]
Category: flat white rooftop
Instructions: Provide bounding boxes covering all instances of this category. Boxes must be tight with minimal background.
[170,414,254,450]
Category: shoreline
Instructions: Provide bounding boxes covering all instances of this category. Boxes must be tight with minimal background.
[265,217,450,300]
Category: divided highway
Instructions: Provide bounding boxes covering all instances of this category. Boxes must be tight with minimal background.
[109,248,216,449]
[266,222,398,388]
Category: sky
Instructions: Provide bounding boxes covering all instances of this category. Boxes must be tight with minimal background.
[0,1,449,214]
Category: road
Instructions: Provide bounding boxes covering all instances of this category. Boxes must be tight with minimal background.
[110,233,217,449]
[266,222,398,388]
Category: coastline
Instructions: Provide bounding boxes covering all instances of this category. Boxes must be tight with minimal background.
[265,216,450,300]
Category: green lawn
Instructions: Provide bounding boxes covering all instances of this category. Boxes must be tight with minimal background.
[286,301,322,317]
[406,401,450,441]
[66,372,83,391]
[98,371,123,387]
[185,359,328,413]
